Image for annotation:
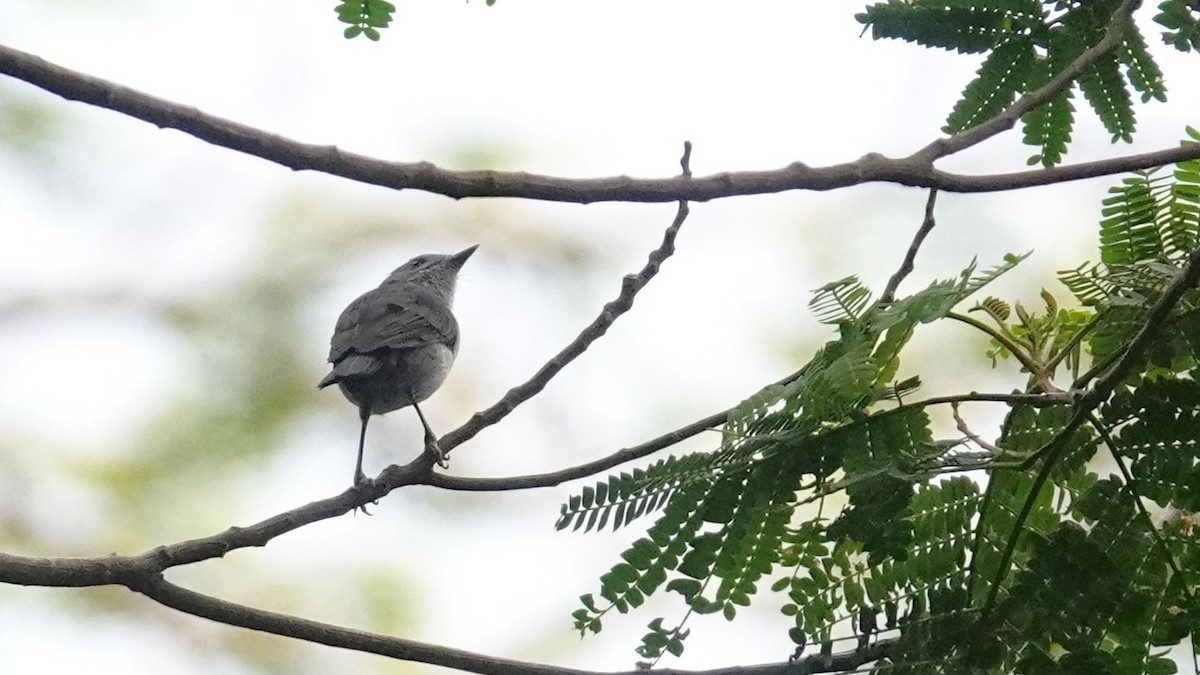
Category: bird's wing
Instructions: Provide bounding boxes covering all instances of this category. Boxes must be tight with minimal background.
[327,286,459,364]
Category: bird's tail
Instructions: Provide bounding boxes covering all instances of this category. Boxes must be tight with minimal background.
[318,354,382,389]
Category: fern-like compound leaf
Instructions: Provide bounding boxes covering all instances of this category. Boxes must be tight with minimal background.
[857,0,1044,54]
[1155,0,1200,53]
[1118,28,1168,103]
[810,276,873,325]
[946,37,1035,133]
[1078,54,1136,143]
[334,0,395,40]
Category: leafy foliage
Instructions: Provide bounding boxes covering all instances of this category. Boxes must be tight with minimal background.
[969,289,1093,384]
[562,256,1027,666]
[1060,128,1200,373]
[1157,0,1200,53]
[335,0,395,41]
[563,142,1200,672]
[857,0,1185,166]
[335,0,497,39]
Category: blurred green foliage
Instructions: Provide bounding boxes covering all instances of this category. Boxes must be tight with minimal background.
[563,140,1200,672]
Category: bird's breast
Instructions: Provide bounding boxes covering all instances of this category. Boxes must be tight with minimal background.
[393,342,457,405]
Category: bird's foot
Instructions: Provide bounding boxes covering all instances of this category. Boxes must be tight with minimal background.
[425,433,450,469]
[352,471,377,516]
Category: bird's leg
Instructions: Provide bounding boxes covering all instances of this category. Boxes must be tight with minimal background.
[354,406,375,516]
[411,400,449,468]
[355,407,370,485]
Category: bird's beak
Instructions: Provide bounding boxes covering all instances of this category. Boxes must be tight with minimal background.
[448,244,479,269]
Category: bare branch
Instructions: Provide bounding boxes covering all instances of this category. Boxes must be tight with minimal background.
[3,38,1199,204]
[433,388,1069,493]
[0,556,892,674]
[928,146,1200,192]
[880,188,937,303]
[430,408,726,492]
[135,575,591,675]
[951,401,1006,456]
[0,459,437,585]
[424,144,694,465]
[910,391,1072,408]
[133,574,901,675]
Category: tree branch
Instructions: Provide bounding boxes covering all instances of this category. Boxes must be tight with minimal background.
[0,458,438,586]
[929,146,1200,192]
[137,573,893,675]
[3,37,1199,204]
[880,188,937,303]
[432,388,1069,493]
[140,573,898,675]
[430,408,726,492]
[135,574,592,675]
[0,557,894,675]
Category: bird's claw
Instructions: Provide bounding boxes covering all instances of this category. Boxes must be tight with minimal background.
[425,434,450,469]
[352,472,377,516]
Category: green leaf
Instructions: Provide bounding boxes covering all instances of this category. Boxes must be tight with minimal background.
[1022,83,1075,167]
[857,2,1042,54]
[1118,29,1167,103]
[666,578,702,599]
[1156,0,1200,52]
[946,38,1035,133]
[1078,54,1136,143]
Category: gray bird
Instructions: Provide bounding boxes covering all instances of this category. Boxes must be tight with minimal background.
[319,245,477,483]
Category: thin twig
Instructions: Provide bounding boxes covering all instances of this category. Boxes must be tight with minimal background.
[0,459,438,585]
[914,0,1139,161]
[881,188,937,303]
[913,391,1072,409]
[432,410,726,492]
[945,311,1043,376]
[928,147,1200,191]
[431,368,810,492]
[433,389,1067,492]
[951,402,1006,456]
[423,143,694,471]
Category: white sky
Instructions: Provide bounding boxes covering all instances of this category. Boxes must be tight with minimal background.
[1,1,1198,674]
